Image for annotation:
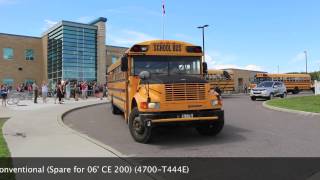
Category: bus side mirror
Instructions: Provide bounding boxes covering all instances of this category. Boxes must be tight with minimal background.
[203,62,208,74]
[121,57,128,72]
[139,71,151,80]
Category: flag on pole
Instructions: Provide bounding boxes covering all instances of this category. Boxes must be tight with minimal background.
[162,0,165,16]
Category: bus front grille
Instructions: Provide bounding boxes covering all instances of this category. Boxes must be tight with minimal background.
[165,83,206,101]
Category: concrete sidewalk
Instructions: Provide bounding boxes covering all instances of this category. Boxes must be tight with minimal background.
[0,98,118,157]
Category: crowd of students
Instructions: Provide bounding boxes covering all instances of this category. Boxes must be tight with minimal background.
[52,80,106,104]
[0,81,107,107]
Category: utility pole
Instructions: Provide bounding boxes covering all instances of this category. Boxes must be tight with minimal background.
[197,25,209,62]
[304,50,308,74]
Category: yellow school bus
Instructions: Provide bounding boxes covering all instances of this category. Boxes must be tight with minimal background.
[107,40,224,143]
[206,69,235,94]
[250,73,312,94]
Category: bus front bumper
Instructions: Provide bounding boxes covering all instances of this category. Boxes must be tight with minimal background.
[139,110,224,127]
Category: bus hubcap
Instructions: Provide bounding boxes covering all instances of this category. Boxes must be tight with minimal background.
[133,117,144,134]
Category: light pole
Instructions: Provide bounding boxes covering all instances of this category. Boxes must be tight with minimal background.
[304,50,308,74]
[197,25,209,62]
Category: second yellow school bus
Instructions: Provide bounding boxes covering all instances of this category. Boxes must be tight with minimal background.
[250,73,313,94]
[107,40,224,143]
[206,69,235,94]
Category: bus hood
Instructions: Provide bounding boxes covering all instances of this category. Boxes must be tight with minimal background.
[141,75,208,84]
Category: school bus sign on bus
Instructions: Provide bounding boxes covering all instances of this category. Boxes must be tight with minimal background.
[107,40,224,143]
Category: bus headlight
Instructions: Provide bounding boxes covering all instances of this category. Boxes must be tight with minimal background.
[147,102,160,109]
[211,100,218,106]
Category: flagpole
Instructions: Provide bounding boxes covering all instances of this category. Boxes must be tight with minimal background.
[162,0,165,40]
[162,14,165,40]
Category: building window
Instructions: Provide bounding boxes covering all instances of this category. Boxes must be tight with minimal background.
[25,49,34,60]
[3,48,13,60]
[2,78,14,86]
[111,56,118,64]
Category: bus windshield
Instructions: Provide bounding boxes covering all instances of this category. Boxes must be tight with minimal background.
[133,56,201,76]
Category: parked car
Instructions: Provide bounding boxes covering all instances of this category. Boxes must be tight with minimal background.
[250,81,287,101]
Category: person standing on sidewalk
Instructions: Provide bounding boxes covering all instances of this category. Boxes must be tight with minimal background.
[94,82,99,98]
[57,81,63,104]
[32,82,39,104]
[74,83,79,101]
[85,82,89,99]
[244,83,248,94]
[53,84,57,104]
[1,85,8,107]
[41,82,48,104]
[99,84,104,100]
[81,82,85,100]
[65,81,71,100]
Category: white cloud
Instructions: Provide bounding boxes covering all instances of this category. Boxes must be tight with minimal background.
[76,16,95,23]
[205,51,264,71]
[205,51,237,69]
[212,64,264,71]
[214,64,239,69]
[108,29,158,47]
[244,64,264,71]
[42,19,58,31]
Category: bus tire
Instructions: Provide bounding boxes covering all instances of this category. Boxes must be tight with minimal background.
[111,98,121,115]
[129,107,152,143]
[292,87,300,94]
[196,119,224,136]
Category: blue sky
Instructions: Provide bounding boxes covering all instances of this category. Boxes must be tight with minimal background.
[1,0,320,73]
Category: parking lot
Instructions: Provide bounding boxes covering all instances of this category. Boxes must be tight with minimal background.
[63,92,320,157]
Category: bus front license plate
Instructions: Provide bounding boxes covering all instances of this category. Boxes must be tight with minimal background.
[181,114,193,118]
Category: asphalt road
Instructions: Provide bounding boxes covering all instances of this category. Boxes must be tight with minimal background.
[64,93,320,157]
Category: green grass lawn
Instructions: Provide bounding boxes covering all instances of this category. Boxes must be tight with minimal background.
[0,118,10,157]
[266,95,320,113]
[0,118,15,180]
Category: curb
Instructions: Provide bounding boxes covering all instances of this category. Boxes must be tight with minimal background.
[58,102,161,180]
[262,101,320,117]
[57,101,127,157]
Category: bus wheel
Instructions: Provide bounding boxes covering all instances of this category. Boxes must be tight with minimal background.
[292,87,300,94]
[196,120,224,136]
[111,99,121,115]
[129,107,152,143]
